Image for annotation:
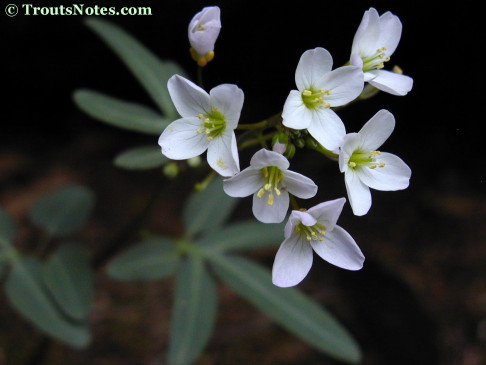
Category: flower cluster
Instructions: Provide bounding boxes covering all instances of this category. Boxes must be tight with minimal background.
[158,6,412,287]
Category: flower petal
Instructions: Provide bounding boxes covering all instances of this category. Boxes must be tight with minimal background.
[285,210,316,238]
[223,168,263,197]
[250,148,290,170]
[188,6,221,55]
[272,234,314,287]
[282,170,317,199]
[306,198,346,231]
[310,225,364,270]
[306,108,346,151]
[378,11,402,57]
[345,170,372,216]
[207,130,240,177]
[339,133,361,172]
[356,152,411,191]
[167,75,211,117]
[295,47,333,91]
[359,109,395,151]
[316,66,364,107]
[367,70,413,96]
[158,117,209,159]
[209,84,244,129]
[281,90,312,130]
[352,8,381,58]
[252,190,289,224]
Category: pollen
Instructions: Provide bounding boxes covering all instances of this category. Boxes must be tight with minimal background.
[369,164,377,169]
[257,188,265,198]
[217,157,228,170]
[379,162,386,168]
[349,161,357,168]
[267,194,274,206]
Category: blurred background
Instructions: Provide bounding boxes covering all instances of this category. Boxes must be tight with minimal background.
[2,0,485,364]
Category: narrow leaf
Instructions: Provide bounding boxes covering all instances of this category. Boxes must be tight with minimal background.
[168,255,218,365]
[208,255,362,364]
[4,256,91,348]
[183,177,238,239]
[73,89,169,135]
[107,237,180,280]
[114,145,168,170]
[85,17,185,119]
[197,220,284,252]
[29,185,95,238]
[0,206,17,244]
[43,243,94,321]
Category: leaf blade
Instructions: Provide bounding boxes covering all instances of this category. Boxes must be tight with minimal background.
[73,89,169,135]
[208,255,362,364]
[0,206,17,244]
[114,145,168,170]
[168,255,218,365]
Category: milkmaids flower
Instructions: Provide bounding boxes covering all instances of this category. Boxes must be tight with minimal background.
[223,148,318,224]
[158,74,243,177]
[272,198,364,288]
[339,109,411,216]
[188,6,221,67]
[282,47,364,151]
[350,7,413,96]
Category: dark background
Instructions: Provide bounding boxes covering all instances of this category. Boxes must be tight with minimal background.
[2,1,485,365]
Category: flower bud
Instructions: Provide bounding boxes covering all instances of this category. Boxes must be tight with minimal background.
[163,162,179,179]
[188,6,221,66]
[285,143,296,159]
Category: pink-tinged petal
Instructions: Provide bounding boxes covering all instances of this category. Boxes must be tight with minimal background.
[317,66,364,106]
[359,109,395,151]
[367,70,413,96]
[306,198,346,231]
[345,170,372,216]
[223,168,263,197]
[356,152,411,191]
[272,234,314,287]
[209,84,244,129]
[378,11,402,57]
[310,225,364,270]
[282,170,317,199]
[306,108,346,151]
[252,190,289,223]
[207,131,240,177]
[282,90,312,130]
[250,148,290,170]
[158,117,209,159]
[168,75,211,117]
[295,47,333,91]
[352,8,381,57]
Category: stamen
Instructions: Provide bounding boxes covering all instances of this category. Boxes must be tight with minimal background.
[257,188,265,198]
[349,161,357,168]
[379,162,386,168]
[267,194,274,206]
[369,164,377,169]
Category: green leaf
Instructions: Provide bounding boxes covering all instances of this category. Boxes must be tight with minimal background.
[114,145,168,170]
[183,177,238,239]
[197,220,284,252]
[4,256,91,348]
[73,89,169,135]
[106,237,180,280]
[85,17,186,119]
[208,255,362,364]
[0,206,17,244]
[29,185,95,238]
[42,243,94,321]
[168,255,218,365]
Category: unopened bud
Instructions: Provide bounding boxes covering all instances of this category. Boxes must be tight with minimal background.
[163,162,179,179]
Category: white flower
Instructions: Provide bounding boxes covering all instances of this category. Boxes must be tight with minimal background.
[272,198,364,288]
[282,47,364,151]
[339,109,411,216]
[158,74,243,177]
[223,148,318,223]
[188,6,221,66]
[350,7,413,96]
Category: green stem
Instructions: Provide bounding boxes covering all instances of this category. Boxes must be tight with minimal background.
[289,194,300,210]
[197,66,204,88]
[236,120,268,130]
[312,143,339,160]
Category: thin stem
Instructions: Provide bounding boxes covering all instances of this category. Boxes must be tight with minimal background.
[197,66,204,88]
[236,120,268,130]
[289,194,300,210]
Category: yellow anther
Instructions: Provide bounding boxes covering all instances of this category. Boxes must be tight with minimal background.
[197,57,207,67]
[212,107,217,112]
[369,164,377,169]
[274,187,281,196]
[264,183,271,191]
[267,194,274,206]
[306,236,312,241]
[379,162,386,168]
[204,118,210,123]
[204,129,211,135]
[311,232,316,236]
[197,24,205,31]
[303,89,313,96]
[196,129,202,134]
[349,162,357,168]
[205,51,215,62]
[206,136,213,141]
[319,237,324,241]
[257,188,265,198]
[393,65,403,74]
[299,208,307,212]
[198,114,204,119]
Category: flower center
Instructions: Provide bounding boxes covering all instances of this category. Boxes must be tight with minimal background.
[302,88,331,110]
[361,47,390,72]
[256,166,284,206]
[196,108,226,141]
[348,150,386,169]
[295,222,327,242]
